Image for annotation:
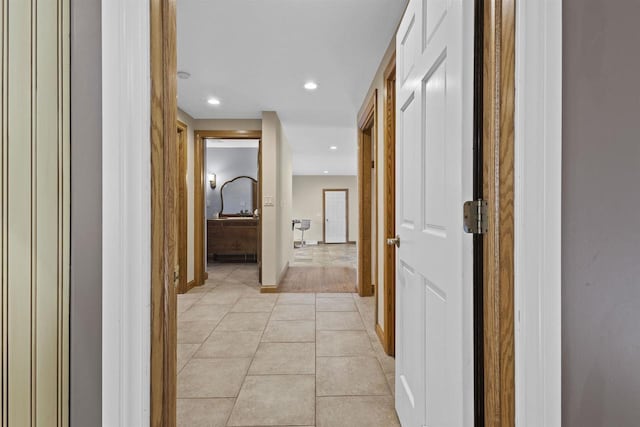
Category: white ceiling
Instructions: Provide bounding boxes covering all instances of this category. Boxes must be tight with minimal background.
[177,0,407,175]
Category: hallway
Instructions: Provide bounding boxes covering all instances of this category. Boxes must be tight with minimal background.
[177,264,398,426]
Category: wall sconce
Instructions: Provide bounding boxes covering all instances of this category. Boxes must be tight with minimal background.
[208,173,217,189]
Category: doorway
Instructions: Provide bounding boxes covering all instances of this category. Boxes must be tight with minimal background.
[323,189,349,244]
[148,0,520,425]
[193,130,263,286]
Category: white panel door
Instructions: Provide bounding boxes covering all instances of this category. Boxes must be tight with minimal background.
[324,190,347,243]
[395,0,474,426]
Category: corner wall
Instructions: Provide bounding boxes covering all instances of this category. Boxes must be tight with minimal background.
[563,1,640,424]
[261,111,292,287]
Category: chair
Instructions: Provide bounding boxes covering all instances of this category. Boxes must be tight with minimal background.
[295,219,311,247]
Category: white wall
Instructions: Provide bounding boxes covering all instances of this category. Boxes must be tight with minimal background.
[178,109,196,283]
[358,37,396,333]
[278,130,293,281]
[292,175,358,243]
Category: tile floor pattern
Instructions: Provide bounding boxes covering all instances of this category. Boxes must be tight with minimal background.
[178,264,399,427]
[292,243,357,269]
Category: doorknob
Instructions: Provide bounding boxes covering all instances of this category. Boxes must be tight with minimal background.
[386,235,400,248]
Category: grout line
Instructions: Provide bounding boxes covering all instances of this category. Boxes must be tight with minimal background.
[352,292,395,397]
[225,274,279,426]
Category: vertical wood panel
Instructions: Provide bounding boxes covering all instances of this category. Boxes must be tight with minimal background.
[1,0,69,425]
[483,0,516,425]
[177,121,188,294]
[383,57,396,357]
[194,132,204,286]
[150,0,178,425]
[357,90,376,298]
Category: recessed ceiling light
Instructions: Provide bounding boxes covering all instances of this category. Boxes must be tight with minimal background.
[304,81,318,90]
[323,170,329,174]
[207,98,221,105]
[329,146,337,150]
[177,71,191,79]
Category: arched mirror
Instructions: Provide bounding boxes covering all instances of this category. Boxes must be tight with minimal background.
[219,175,258,217]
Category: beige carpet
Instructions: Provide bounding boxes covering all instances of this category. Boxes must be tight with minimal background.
[278,266,357,293]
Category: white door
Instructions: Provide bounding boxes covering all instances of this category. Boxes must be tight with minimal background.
[324,190,347,243]
[394,0,474,425]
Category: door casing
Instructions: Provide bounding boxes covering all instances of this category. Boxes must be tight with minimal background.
[482,0,516,425]
[357,90,377,298]
[381,53,396,357]
[150,0,178,424]
[193,130,263,287]
[177,120,191,294]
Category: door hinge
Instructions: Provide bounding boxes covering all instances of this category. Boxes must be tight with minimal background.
[371,160,375,169]
[463,199,488,234]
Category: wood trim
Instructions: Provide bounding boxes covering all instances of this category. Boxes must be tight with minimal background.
[177,120,188,294]
[150,0,177,424]
[194,131,205,287]
[194,130,263,287]
[357,90,377,298]
[196,130,262,139]
[184,280,196,294]
[260,285,278,294]
[483,0,516,425]
[375,324,387,352]
[322,189,349,244]
[382,54,396,356]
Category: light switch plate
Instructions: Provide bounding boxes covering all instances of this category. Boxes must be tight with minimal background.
[264,196,274,207]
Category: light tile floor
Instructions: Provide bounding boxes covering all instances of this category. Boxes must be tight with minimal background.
[178,264,399,427]
[292,243,357,268]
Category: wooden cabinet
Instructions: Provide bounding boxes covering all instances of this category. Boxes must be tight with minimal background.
[207,218,258,261]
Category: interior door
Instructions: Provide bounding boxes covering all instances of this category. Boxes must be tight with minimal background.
[324,190,348,243]
[394,0,474,425]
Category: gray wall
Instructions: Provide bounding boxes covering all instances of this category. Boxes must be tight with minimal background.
[206,147,258,217]
[70,0,102,424]
[563,1,640,425]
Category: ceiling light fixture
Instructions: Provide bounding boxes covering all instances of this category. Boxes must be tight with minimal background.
[329,146,337,150]
[177,71,191,79]
[323,170,329,174]
[304,81,318,90]
[207,98,221,105]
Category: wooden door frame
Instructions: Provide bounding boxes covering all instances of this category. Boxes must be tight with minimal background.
[176,120,192,294]
[381,53,396,356]
[193,130,263,288]
[482,0,516,425]
[322,189,349,244]
[150,0,178,424]
[357,90,377,298]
